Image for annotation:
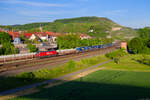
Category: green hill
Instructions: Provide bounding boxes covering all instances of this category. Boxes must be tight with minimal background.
[0,16,137,39]
[54,16,115,24]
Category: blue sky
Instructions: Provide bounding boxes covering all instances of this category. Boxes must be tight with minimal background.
[0,0,150,28]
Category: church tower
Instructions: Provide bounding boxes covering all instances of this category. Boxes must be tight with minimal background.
[39,24,43,32]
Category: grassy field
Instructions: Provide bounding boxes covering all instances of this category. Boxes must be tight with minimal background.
[0,55,109,92]
[10,54,150,100]
[10,70,150,100]
[103,54,150,71]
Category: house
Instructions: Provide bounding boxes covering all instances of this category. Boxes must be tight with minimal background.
[13,37,22,44]
[23,33,32,38]
[46,31,60,42]
[40,34,49,41]
[35,32,49,41]
[8,31,21,40]
[89,29,94,32]
[112,27,122,31]
[121,41,127,51]
[24,33,36,40]
[80,34,92,40]
[29,34,36,40]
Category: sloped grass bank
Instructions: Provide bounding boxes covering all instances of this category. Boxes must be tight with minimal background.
[10,70,150,100]
[0,55,109,92]
[102,54,150,71]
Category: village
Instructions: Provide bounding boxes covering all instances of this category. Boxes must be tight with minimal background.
[0,27,92,54]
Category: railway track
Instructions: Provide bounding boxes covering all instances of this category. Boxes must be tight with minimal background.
[0,44,120,74]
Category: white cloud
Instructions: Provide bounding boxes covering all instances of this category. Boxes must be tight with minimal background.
[0,0,66,7]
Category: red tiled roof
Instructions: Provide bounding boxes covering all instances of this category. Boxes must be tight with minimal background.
[24,33,33,38]
[41,33,47,36]
[34,31,60,37]
[34,32,47,37]
[45,31,53,36]
[8,31,20,40]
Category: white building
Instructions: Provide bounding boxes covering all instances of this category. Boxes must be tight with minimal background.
[29,34,36,40]
[13,37,22,44]
[39,34,49,41]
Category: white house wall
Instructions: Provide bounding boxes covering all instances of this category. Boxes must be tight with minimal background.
[29,34,36,40]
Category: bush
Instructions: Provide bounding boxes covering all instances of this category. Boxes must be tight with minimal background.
[18,72,35,81]
[138,55,150,66]
[140,47,150,54]
[27,43,37,52]
[105,49,127,59]
[113,58,119,64]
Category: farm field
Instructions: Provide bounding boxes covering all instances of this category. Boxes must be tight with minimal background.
[10,54,150,100]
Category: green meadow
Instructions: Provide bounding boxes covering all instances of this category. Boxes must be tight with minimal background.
[10,54,150,100]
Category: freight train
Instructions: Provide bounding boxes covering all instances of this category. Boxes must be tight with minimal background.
[36,43,114,58]
[0,43,115,64]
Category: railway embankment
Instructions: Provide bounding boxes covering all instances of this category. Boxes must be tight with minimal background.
[0,45,118,76]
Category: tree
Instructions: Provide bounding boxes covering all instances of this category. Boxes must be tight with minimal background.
[138,27,150,39]
[0,32,12,44]
[20,33,26,42]
[0,42,16,55]
[57,34,81,49]
[128,27,150,54]
[147,39,150,48]
[27,44,37,52]
[0,32,18,55]
[129,37,144,54]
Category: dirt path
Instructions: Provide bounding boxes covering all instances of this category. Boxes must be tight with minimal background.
[0,60,112,100]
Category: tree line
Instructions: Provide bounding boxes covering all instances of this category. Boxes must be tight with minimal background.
[57,34,113,49]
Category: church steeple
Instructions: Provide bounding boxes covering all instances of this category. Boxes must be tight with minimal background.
[39,24,43,32]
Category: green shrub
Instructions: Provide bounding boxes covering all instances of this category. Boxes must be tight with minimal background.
[27,43,37,52]
[138,55,150,66]
[18,72,35,81]
[113,58,120,64]
[141,47,150,54]
[105,49,127,59]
